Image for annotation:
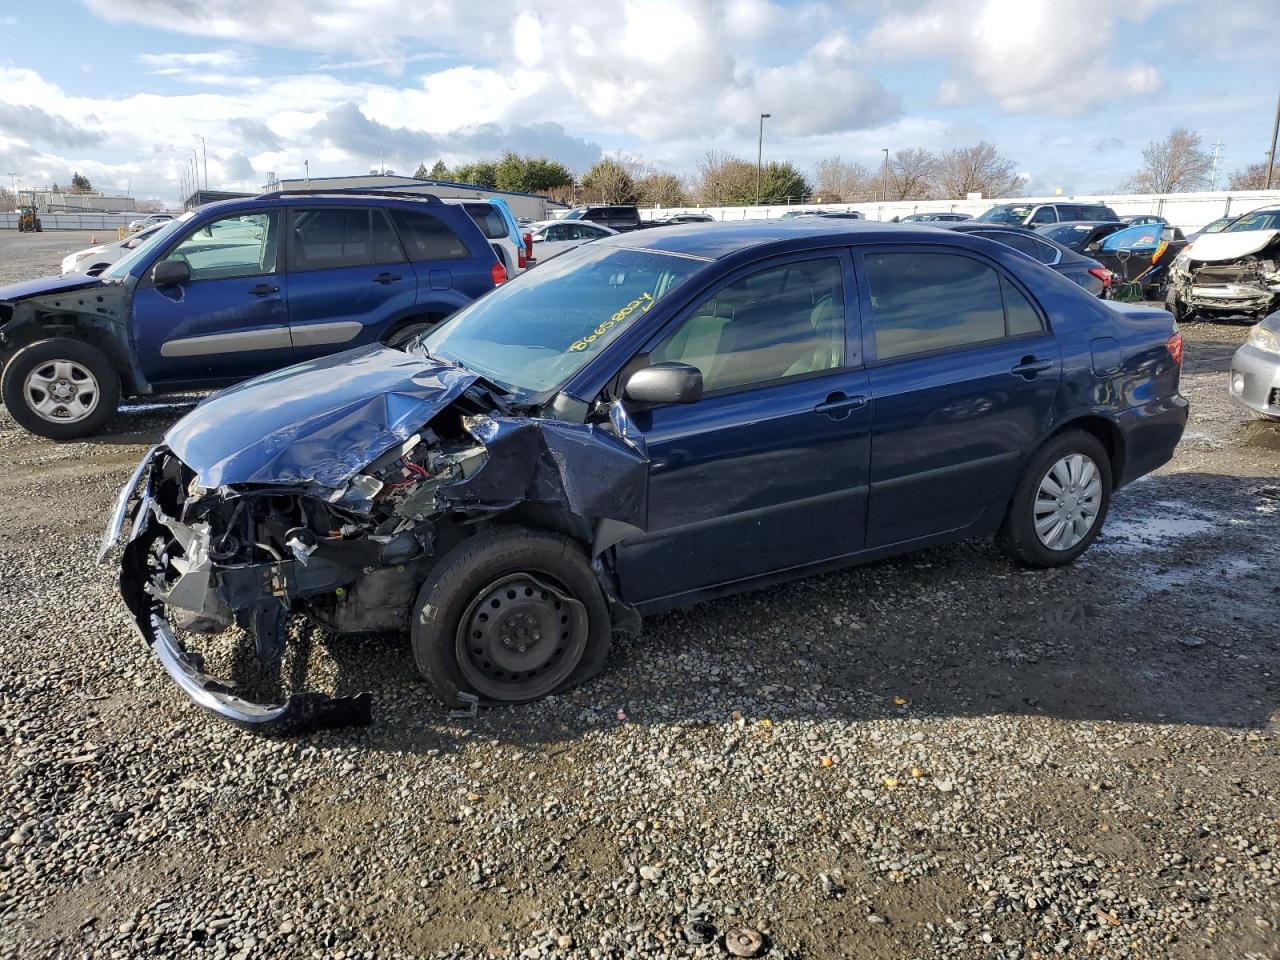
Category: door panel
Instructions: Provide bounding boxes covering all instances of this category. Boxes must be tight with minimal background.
[286,207,415,361]
[130,210,290,385]
[858,249,1062,547]
[613,252,871,603]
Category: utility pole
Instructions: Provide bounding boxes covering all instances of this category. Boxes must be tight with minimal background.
[1209,139,1224,190]
[881,147,890,201]
[755,113,771,206]
[199,136,207,190]
[1267,90,1280,190]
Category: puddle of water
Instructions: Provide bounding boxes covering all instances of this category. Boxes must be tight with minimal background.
[1100,500,1223,551]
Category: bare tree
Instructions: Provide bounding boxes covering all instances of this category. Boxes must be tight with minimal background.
[1228,162,1268,190]
[813,156,875,201]
[936,142,1022,199]
[693,150,758,205]
[581,158,638,204]
[637,172,688,207]
[887,148,939,200]
[1121,128,1213,194]
[0,187,14,212]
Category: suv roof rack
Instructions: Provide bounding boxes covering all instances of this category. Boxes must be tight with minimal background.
[255,188,442,203]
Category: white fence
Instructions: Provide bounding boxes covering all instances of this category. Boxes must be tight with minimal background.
[0,212,139,231]
[641,189,1280,233]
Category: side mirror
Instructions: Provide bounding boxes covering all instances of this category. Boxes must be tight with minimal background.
[624,362,703,406]
[153,259,191,287]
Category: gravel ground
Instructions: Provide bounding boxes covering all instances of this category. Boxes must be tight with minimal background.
[0,231,1277,960]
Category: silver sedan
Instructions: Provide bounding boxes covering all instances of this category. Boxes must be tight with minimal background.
[1229,311,1280,422]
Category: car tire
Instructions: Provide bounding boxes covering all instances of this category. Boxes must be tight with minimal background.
[1,338,120,440]
[1164,289,1191,323]
[383,321,433,350]
[996,429,1113,569]
[411,527,613,708]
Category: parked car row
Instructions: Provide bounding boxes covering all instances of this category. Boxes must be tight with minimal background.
[91,217,1188,728]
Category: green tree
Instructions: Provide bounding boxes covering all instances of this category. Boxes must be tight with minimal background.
[429,159,450,179]
[581,158,638,204]
[451,161,499,189]
[758,160,812,204]
[412,162,429,179]
[70,171,92,194]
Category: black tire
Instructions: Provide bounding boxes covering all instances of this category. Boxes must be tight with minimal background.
[1,338,120,440]
[384,320,433,350]
[412,527,613,708]
[996,429,1113,568]
[1164,288,1190,323]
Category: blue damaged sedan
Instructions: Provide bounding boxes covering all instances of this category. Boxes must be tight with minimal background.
[102,220,1188,731]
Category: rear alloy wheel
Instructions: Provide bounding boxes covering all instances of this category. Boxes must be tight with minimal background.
[1,337,120,440]
[384,321,433,350]
[412,527,612,707]
[997,430,1112,568]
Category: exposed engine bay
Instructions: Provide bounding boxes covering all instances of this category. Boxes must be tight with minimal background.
[102,346,649,732]
[1168,231,1280,318]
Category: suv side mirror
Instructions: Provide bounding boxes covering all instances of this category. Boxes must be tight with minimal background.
[153,259,191,287]
[625,362,703,405]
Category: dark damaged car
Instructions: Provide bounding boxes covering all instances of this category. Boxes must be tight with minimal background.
[101,221,1189,731]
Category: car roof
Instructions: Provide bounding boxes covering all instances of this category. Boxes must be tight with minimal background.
[189,192,455,216]
[604,218,986,261]
[1039,220,1125,229]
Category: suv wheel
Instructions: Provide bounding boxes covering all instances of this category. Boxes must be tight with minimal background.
[1,338,121,440]
[412,527,613,707]
[997,430,1113,568]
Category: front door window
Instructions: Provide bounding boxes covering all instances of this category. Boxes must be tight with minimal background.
[160,212,279,281]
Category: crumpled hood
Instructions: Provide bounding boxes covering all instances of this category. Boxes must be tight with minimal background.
[163,344,478,489]
[1186,229,1280,262]
[0,273,107,304]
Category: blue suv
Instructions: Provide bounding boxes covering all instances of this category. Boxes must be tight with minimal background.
[0,191,503,440]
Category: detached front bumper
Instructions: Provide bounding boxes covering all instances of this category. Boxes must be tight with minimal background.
[101,449,373,733]
[1230,343,1280,418]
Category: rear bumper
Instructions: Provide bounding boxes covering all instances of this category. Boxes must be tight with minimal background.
[1112,393,1189,487]
[1229,343,1280,417]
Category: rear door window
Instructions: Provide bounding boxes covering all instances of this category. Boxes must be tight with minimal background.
[863,252,1039,361]
[388,209,470,261]
[464,203,509,240]
[291,208,373,270]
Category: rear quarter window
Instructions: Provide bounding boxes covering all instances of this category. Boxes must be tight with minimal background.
[389,209,471,261]
[464,204,509,240]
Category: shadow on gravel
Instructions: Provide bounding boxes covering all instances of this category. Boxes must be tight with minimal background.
[258,470,1280,759]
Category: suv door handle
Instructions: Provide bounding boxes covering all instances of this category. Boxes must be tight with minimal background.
[813,392,867,419]
[374,272,402,284]
[249,283,279,296]
[1011,356,1054,379]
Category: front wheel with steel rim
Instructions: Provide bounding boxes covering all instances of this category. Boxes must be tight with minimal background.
[998,429,1113,568]
[412,527,613,707]
[1,337,120,441]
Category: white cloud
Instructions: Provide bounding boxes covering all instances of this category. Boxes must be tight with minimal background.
[868,0,1168,114]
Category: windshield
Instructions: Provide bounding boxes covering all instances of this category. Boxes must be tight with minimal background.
[561,209,585,220]
[1224,210,1280,233]
[1039,223,1096,246]
[976,205,1031,225]
[101,211,195,280]
[419,245,708,399]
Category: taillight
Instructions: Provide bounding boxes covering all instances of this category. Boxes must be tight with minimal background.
[517,245,526,269]
[1166,331,1184,366]
[1088,266,1114,286]
[523,232,533,263]
[491,261,508,286]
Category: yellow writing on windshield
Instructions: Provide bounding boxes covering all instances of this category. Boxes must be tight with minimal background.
[569,291,654,352]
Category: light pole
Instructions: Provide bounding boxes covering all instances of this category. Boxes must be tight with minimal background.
[199,136,208,191]
[756,112,771,206]
[1266,90,1280,190]
[881,148,889,202]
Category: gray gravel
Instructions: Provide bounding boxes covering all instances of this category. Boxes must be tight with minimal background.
[0,231,1278,959]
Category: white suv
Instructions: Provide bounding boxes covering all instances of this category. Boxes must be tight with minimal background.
[447,198,532,276]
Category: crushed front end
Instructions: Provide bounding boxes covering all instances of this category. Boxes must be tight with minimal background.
[1168,236,1280,317]
[99,345,649,732]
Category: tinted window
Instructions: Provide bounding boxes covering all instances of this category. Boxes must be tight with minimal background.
[975,229,1048,261]
[1002,276,1043,336]
[976,205,1032,224]
[389,209,470,261]
[371,209,405,263]
[1040,223,1097,249]
[162,211,279,282]
[545,224,570,241]
[292,208,372,270]
[1072,205,1117,221]
[865,253,1006,360]
[464,203,508,240]
[1028,206,1057,225]
[650,258,845,393]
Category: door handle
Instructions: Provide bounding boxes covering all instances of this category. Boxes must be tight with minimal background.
[1011,356,1053,379]
[249,283,279,297]
[813,392,867,419]
[374,272,402,284]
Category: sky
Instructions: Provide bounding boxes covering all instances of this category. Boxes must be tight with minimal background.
[0,0,1276,205]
